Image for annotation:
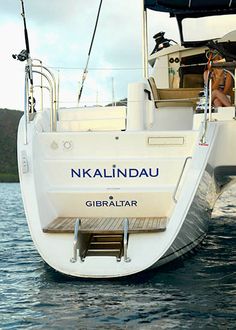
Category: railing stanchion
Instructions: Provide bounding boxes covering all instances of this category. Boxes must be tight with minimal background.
[70,219,81,263]
[123,218,131,262]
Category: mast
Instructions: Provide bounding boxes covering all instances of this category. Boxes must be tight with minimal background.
[142,0,149,79]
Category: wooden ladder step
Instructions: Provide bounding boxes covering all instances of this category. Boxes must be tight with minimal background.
[86,250,122,257]
[92,234,123,242]
[90,243,122,250]
[83,232,124,259]
[88,248,121,252]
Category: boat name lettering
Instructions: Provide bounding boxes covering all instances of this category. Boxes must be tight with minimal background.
[71,167,159,178]
[85,200,138,207]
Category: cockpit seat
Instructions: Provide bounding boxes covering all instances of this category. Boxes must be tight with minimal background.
[148,76,202,109]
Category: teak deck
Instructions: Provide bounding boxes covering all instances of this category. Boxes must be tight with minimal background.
[43,217,167,234]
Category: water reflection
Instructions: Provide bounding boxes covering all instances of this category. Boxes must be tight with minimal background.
[0,183,235,329]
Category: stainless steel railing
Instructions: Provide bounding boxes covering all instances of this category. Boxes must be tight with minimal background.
[123,218,131,262]
[24,58,58,143]
[70,218,81,263]
[33,63,57,129]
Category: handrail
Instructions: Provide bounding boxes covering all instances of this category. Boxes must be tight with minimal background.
[32,70,55,131]
[32,64,57,98]
[23,73,29,145]
[33,64,57,131]
[70,218,81,263]
[200,71,211,144]
[173,156,192,203]
[142,4,149,79]
[32,59,44,111]
[211,61,236,69]
[24,60,58,132]
[123,218,131,262]
[208,77,213,121]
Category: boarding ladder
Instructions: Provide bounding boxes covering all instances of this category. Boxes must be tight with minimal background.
[43,217,167,263]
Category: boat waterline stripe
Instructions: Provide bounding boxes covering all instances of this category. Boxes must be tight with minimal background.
[160,232,207,261]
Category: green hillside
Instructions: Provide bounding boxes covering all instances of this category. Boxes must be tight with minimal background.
[0,109,23,182]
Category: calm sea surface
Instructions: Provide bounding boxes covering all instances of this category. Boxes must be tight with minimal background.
[0,183,235,329]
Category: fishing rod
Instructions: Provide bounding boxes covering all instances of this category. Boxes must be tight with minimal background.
[21,0,34,87]
[20,0,30,58]
[78,0,103,105]
[13,0,36,115]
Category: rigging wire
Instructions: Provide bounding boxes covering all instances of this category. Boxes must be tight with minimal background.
[48,66,143,71]
[77,0,103,105]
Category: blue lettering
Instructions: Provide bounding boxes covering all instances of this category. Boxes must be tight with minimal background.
[82,169,92,178]
[117,169,127,177]
[71,167,159,179]
[139,168,149,177]
[129,169,139,178]
[93,169,103,178]
[149,168,159,177]
[104,169,113,178]
[71,169,80,178]
[85,200,138,207]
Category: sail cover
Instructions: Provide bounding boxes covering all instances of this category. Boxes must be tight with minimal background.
[144,1,236,17]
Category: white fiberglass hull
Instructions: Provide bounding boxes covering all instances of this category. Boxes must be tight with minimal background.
[155,170,212,268]
[17,110,236,278]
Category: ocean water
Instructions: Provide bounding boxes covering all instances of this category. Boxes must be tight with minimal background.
[0,183,235,330]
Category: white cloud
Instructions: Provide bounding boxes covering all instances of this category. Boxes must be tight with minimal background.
[0,21,25,109]
[0,0,145,109]
[1,1,235,110]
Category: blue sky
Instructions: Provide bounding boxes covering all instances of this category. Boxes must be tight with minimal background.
[0,0,180,110]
